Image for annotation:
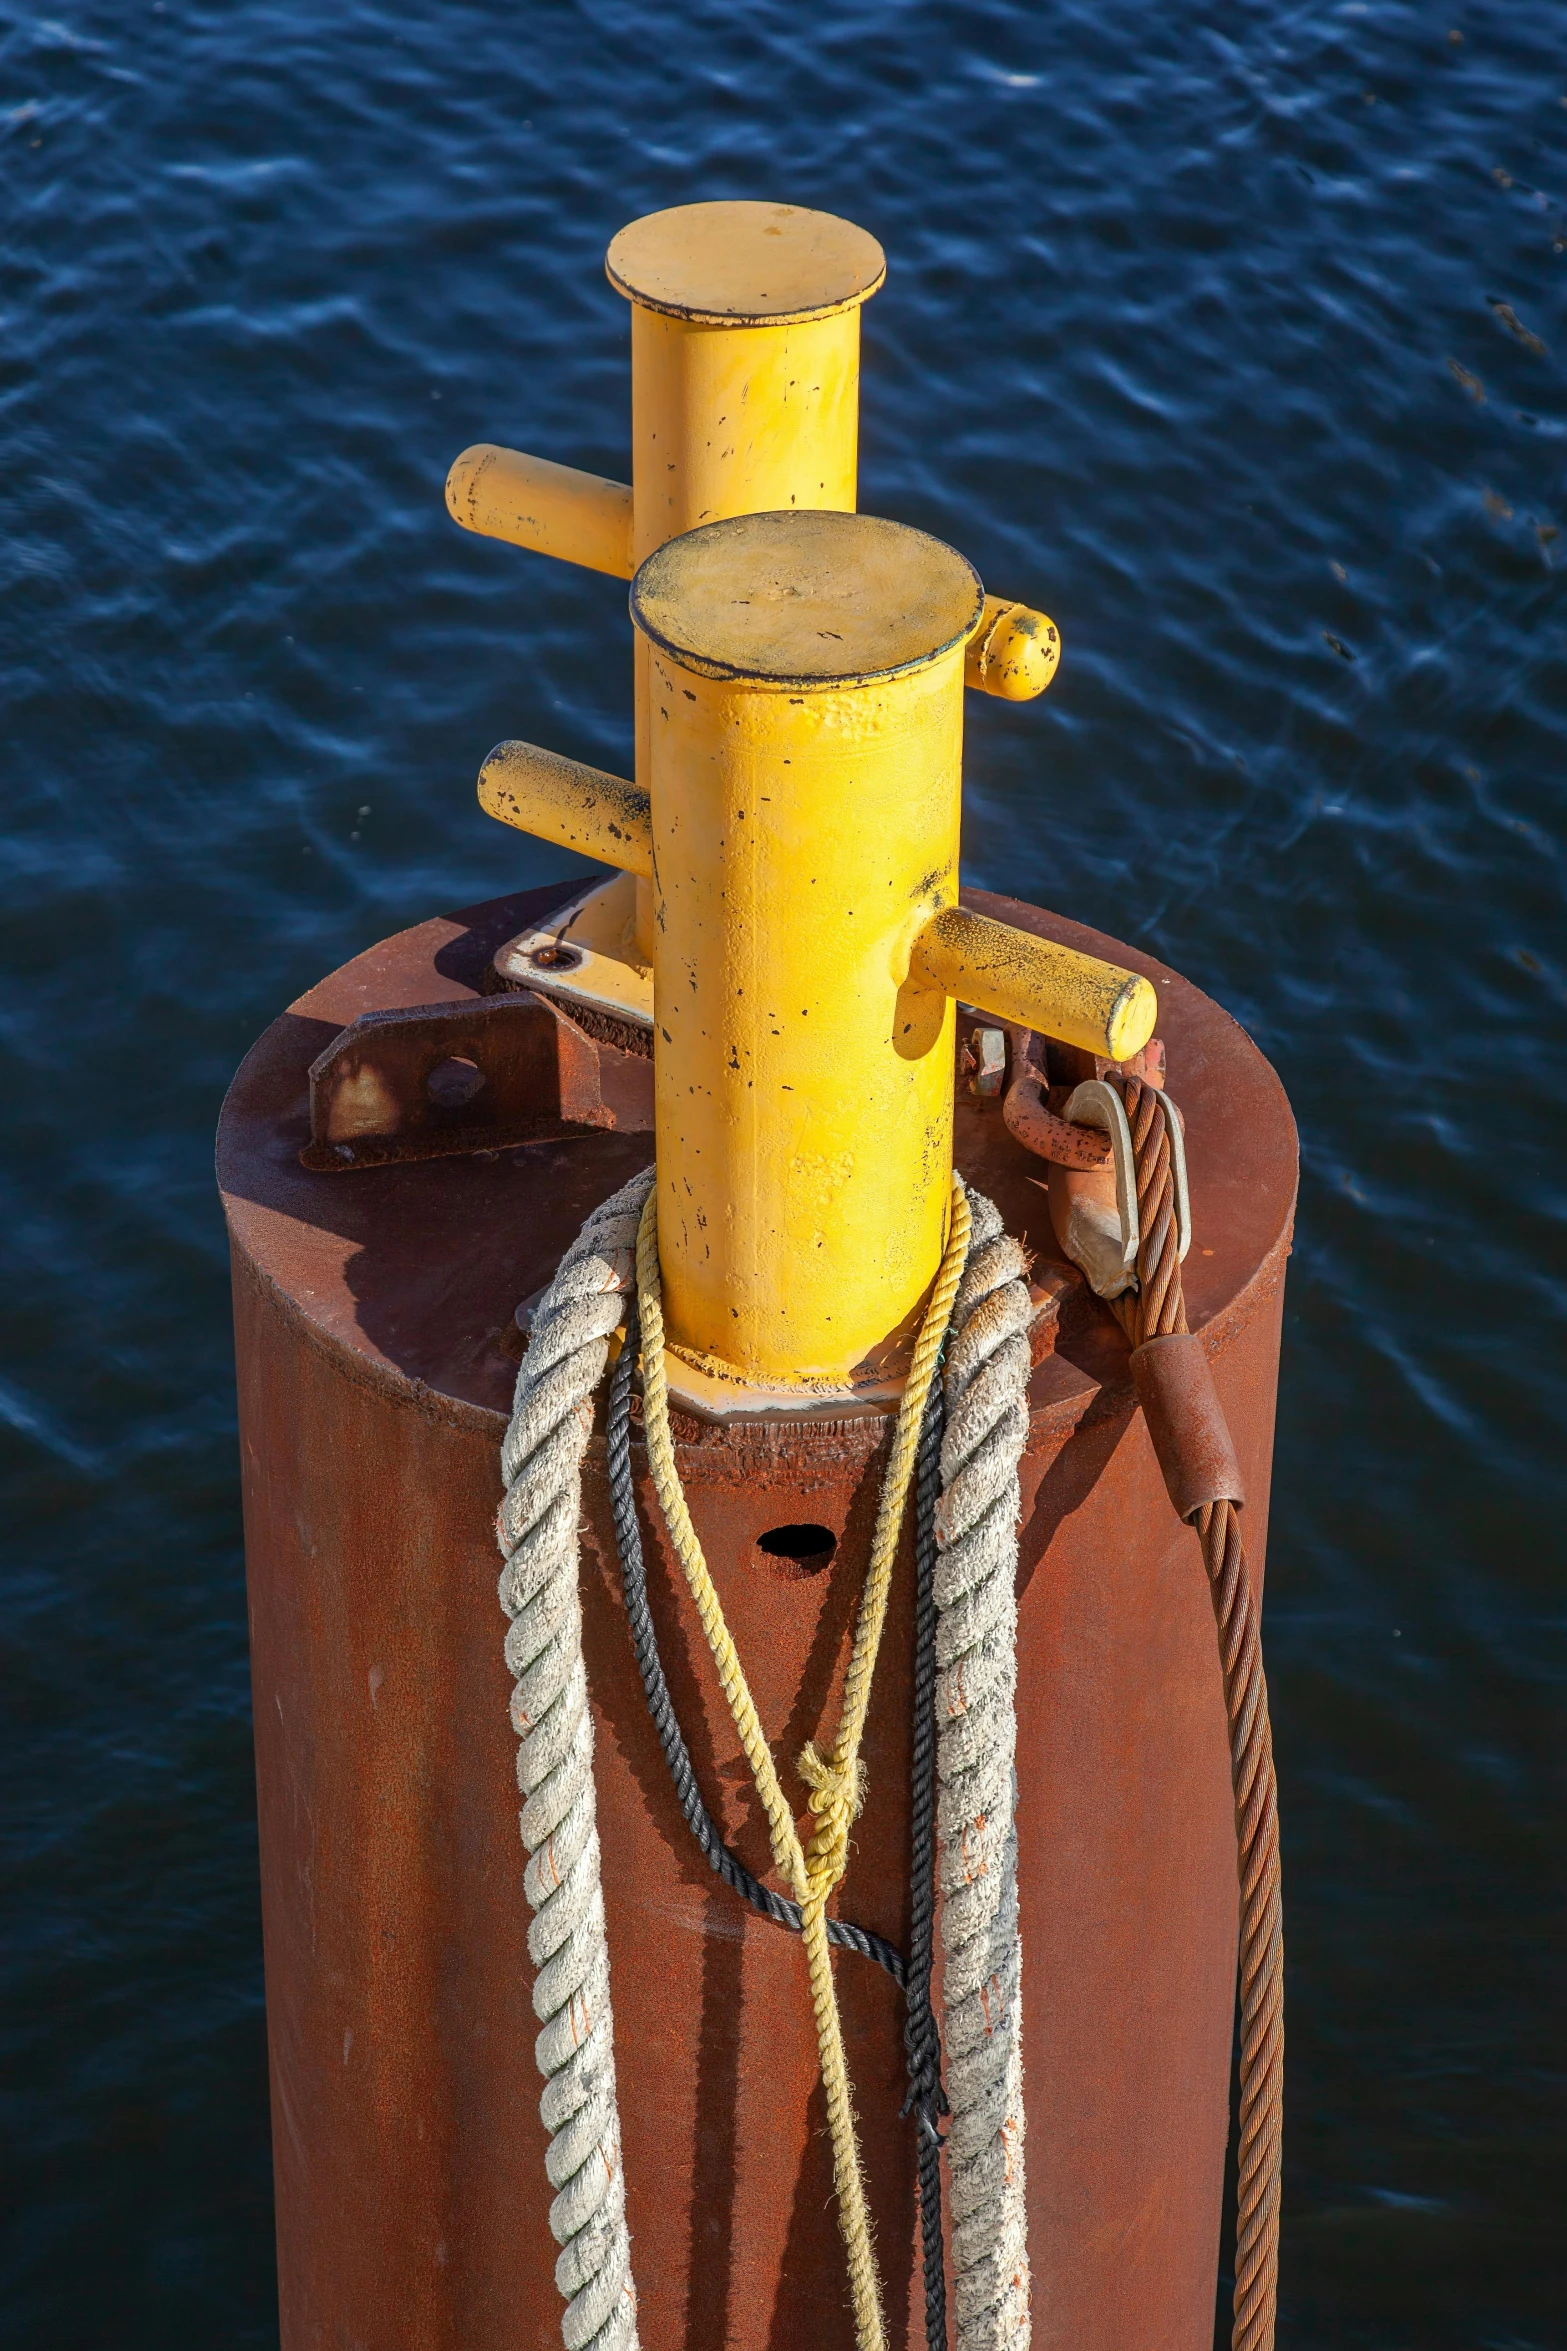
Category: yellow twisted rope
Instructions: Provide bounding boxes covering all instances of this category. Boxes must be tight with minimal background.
[634,1177,972,2351]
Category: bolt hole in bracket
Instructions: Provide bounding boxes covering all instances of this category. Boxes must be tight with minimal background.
[496,871,655,1039]
[299,990,652,1171]
[426,1054,486,1109]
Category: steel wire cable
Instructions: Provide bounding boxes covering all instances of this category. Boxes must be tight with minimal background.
[1113,1075,1285,2351]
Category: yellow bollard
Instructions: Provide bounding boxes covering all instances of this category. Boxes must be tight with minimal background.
[613,507,1147,1401]
[452,203,1064,1032]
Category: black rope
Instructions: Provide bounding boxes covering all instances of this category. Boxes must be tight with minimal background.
[604,1292,907,1986]
[902,1352,951,2351]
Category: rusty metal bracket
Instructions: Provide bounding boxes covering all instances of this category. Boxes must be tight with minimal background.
[302,991,625,1171]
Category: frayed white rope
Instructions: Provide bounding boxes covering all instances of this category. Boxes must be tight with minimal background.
[497,1164,655,2351]
[935,1188,1034,2351]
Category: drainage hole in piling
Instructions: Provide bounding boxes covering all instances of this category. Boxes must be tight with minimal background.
[757,1523,837,1577]
[427,1055,486,1109]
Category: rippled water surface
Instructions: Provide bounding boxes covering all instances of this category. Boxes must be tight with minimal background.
[3,1,1564,2344]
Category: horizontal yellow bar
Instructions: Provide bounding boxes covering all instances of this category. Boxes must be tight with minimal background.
[965,594,1060,701]
[478,742,652,878]
[447,446,1060,697]
[446,445,635,580]
[911,905,1156,1061]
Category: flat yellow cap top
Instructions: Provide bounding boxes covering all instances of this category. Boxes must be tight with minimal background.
[631,510,984,687]
[605,201,886,326]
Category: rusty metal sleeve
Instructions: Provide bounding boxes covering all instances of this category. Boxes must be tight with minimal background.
[1129,1332,1246,1521]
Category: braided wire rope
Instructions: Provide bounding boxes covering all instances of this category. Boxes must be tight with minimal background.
[634,1179,971,2351]
[932,1190,1035,2351]
[495,1165,656,2351]
[1113,1076,1284,2351]
[904,1358,953,2351]
[603,1286,907,1984]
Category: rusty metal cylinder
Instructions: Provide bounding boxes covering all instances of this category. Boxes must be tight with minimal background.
[221,880,1295,2351]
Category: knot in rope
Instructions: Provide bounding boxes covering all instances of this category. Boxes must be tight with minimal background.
[798,1743,866,1902]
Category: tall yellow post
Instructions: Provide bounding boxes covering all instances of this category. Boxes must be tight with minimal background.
[614,204,883,964]
[610,201,882,555]
[454,204,884,1012]
[630,507,977,1400]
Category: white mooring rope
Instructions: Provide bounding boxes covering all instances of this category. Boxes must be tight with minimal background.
[497,1167,654,2351]
[497,1167,1033,2351]
[935,1193,1033,2351]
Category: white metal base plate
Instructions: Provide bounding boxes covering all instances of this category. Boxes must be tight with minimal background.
[496,873,653,1031]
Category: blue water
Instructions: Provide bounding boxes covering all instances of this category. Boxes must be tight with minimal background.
[2,1,1563,2343]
